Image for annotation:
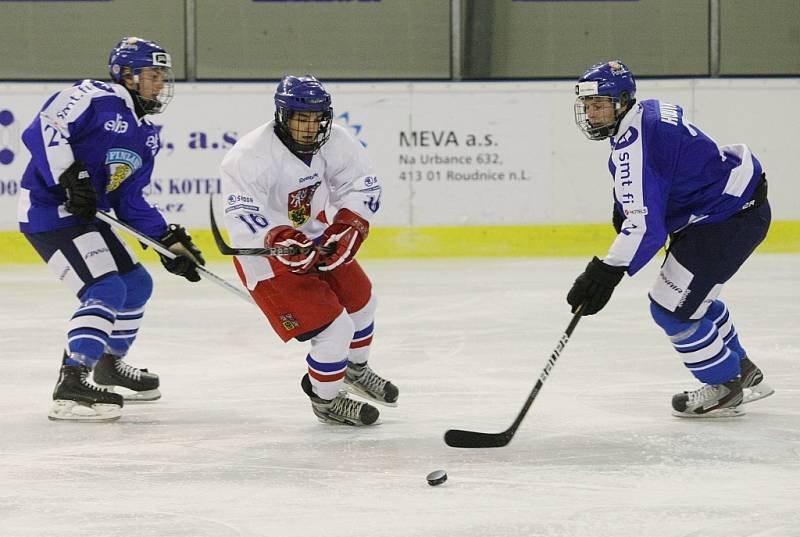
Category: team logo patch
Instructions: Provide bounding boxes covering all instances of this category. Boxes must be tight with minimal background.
[227,193,254,205]
[279,313,300,331]
[225,193,259,213]
[614,127,638,150]
[105,148,142,192]
[287,181,321,228]
[151,52,171,67]
[624,206,648,217]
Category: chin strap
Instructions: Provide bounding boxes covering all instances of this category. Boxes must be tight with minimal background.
[120,85,147,118]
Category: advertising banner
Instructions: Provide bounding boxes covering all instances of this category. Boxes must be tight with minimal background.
[2,79,798,240]
[0,81,562,232]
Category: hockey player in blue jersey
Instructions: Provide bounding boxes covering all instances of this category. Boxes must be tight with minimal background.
[18,37,205,421]
[567,60,773,418]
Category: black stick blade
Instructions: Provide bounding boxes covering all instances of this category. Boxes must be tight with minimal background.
[209,197,236,255]
[444,429,513,448]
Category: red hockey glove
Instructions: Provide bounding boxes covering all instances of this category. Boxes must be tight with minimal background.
[317,209,369,272]
[265,225,318,274]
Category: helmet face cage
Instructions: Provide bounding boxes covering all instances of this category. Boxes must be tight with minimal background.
[275,107,332,155]
[574,95,618,141]
[126,65,174,114]
[108,37,175,114]
[573,60,636,140]
[274,75,333,155]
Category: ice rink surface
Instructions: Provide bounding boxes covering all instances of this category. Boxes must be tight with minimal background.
[1,254,798,537]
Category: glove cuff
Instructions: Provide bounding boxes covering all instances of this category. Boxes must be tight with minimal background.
[333,208,369,240]
[159,223,184,246]
[159,223,205,266]
[265,225,295,247]
[586,256,626,287]
[58,160,90,188]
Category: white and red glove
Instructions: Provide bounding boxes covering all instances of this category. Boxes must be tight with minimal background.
[317,208,369,272]
[265,225,318,274]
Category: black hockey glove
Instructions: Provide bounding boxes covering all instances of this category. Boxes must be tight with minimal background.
[158,224,206,282]
[58,160,97,221]
[612,205,624,234]
[567,256,626,316]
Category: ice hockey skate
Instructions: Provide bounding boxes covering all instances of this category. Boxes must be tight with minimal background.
[93,353,161,401]
[671,378,744,418]
[343,361,399,407]
[301,374,379,426]
[49,361,124,421]
[739,356,774,404]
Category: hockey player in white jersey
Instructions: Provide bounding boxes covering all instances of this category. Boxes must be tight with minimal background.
[219,75,397,426]
[567,60,773,418]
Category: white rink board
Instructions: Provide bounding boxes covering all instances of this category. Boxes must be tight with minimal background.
[0,79,798,231]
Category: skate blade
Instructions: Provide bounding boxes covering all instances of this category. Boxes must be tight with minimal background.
[342,383,398,408]
[315,416,370,426]
[314,416,379,426]
[671,407,746,419]
[95,385,161,402]
[742,383,775,405]
[48,400,122,422]
[312,411,381,427]
[121,389,161,402]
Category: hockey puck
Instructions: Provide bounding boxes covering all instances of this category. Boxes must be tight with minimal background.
[426,469,447,486]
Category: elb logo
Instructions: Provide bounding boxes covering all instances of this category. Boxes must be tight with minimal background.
[104,113,129,134]
[0,109,18,165]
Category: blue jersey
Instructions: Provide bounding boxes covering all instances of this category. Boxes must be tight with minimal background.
[605,99,763,275]
[17,79,167,237]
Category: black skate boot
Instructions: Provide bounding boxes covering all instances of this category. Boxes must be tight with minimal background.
[344,361,399,407]
[672,378,744,418]
[739,356,774,404]
[49,358,124,421]
[301,374,379,426]
[93,353,161,401]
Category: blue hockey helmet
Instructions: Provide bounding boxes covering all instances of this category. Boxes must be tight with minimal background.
[108,36,174,114]
[274,75,333,155]
[574,60,636,140]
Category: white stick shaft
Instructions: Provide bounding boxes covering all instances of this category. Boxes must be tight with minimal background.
[95,212,255,305]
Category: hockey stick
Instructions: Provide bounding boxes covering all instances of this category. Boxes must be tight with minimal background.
[444,305,584,448]
[95,211,255,305]
[209,197,302,257]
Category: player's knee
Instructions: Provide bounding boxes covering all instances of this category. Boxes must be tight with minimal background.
[119,265,153,309]
[349,293,376,326]
[80,274,127,311]
[332,261,372,312]
[650,301,694,336]
[310,310,354,361]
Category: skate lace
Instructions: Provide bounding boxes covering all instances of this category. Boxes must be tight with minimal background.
[114,359,142,381]
[329,395,365,420]
[79,368,111,393]
[355,366,388,394]
[686,384,721,405]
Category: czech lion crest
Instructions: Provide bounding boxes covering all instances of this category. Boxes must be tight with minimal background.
[287,181,321,227]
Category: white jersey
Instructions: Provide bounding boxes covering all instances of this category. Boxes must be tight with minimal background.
[220,122,382,289]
